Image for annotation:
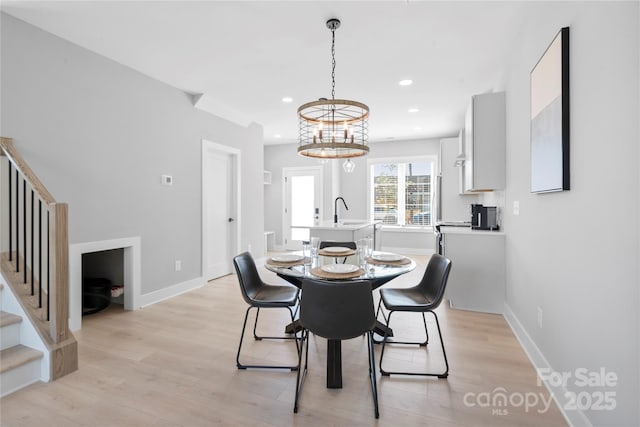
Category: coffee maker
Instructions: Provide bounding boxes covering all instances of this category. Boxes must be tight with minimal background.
[471,204,499,230]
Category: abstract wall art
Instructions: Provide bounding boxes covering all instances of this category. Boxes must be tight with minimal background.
[530,27,570,193]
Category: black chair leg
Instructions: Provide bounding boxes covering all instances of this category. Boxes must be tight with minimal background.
[373,299,391,344]
[252,307,261,340]
[379,309,448,378]
[236,306,252,369]
[237,305,300,371]
[430,310,449,378]
[378,311,393,376]
[421,312,429,346]
[375,298,383,319]
[367,331,380,418]
[293,329,309,413]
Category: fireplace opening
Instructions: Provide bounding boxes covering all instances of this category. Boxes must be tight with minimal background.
[81,248,124,316]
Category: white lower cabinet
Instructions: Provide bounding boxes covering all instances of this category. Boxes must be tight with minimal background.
[442,230,505,314]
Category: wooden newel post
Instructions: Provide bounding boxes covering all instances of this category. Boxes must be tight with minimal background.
[48,202,70,343]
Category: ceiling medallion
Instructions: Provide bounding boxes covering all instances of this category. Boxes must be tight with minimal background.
[297,18,369,166]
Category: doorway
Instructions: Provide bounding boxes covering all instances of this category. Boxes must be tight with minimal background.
[283,166,323,250]
[202,140,241,281]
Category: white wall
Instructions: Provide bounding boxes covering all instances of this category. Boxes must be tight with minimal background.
[502,2,639,425]
[1,14,265,294]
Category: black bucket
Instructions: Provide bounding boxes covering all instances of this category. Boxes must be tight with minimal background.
[82,277,111,316]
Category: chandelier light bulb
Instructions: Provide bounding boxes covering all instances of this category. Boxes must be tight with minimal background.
[343,158,356,173]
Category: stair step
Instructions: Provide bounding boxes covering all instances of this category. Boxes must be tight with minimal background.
[0,344,44,396]
[0,345,43,374]
[1,311,23,351]
[0,311,22,328]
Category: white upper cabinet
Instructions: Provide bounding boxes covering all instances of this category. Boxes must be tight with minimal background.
[462,92,506,192]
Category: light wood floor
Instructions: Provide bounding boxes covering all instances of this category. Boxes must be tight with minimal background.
[1,255,567,426]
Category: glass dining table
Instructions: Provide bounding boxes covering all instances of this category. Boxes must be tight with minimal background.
[264,250,416,389]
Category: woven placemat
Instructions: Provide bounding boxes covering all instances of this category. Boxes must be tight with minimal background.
[366,256,411,266]
[310,266,364,279]
[266,257,309,267]
[318,248,356,257]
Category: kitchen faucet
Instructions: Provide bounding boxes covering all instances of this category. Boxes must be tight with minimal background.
[334,197,348,224]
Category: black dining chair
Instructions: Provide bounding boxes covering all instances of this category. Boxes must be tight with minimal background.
[318,241,357,250]
[294,278,379,418]
[319,241,356,263]
[233,252,300,371]
[376,253,452,378]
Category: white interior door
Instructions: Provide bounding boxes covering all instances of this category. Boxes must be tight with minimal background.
[283,167,322,250]
[203,141,239,280]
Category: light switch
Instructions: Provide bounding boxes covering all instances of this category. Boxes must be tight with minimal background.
[162,175,173,186]
[513,201,520,216]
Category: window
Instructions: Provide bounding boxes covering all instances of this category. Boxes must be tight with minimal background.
[369,158,435,227]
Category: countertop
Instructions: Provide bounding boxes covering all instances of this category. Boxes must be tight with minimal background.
[298,220,381,231]
[439,226,505,236]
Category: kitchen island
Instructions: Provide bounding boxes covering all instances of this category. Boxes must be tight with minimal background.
[305,220,380,248]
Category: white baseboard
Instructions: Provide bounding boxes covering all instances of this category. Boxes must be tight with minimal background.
[504,303,592,427]
[139,277,206,308]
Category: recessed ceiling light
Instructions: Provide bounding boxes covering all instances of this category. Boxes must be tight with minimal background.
[398,79,413,86]
[282,97,293,103]
[408,108,419,113]
[274,134,282,138]
[414,126,423,131]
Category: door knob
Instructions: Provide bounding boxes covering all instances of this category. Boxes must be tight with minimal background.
[228,218,235,222]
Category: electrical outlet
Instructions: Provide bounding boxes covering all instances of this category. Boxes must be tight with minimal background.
[513,201,520,216]
[175,260,182,272]
[537,306,543,328]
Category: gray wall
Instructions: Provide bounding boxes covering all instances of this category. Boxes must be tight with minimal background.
[501,2,638,425]
[265,138,442,252]
[1,14,265,294]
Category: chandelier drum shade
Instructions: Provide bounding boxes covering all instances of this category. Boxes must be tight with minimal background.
[297,98,369,158]
[297,18,369,159]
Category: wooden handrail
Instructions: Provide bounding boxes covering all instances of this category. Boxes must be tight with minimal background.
[0,137,56,205]
[0,137,77,380]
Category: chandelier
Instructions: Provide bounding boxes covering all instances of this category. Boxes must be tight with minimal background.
[297,19,369,165]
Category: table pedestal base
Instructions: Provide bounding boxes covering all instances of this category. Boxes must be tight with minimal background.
[327,340,342,388]
[373,320,393,341]
[285,319,302,334]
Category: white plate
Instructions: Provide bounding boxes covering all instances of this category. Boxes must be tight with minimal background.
[321,264,359,274]
[271,254,304,262]
[371,252,404,262]
[322,246,352,253]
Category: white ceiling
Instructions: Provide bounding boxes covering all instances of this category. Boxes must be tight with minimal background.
[2,1,529,145]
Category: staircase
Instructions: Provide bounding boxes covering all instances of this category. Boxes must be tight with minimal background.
[0,137,77,396]
[0,284,44,396]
